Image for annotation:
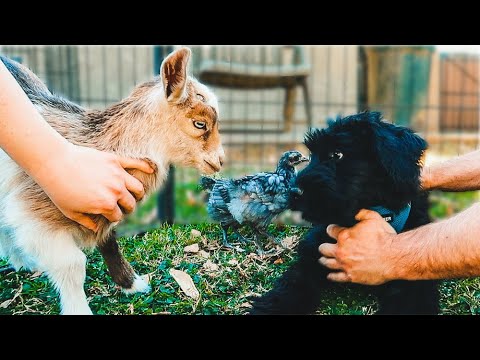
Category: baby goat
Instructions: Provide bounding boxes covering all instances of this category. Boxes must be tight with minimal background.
[0,47,224,314]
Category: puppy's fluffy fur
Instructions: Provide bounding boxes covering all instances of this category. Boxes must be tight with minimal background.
[250,111,439,315]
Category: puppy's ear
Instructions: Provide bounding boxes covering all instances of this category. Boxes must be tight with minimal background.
[160,47,191,103]
[372,121,427,189]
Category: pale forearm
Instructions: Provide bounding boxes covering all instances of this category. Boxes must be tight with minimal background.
[389,202,480,281]
[0,61,69,182]
[0,58,152,231]
[422,150,480,191]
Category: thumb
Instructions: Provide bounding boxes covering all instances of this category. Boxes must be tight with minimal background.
[72,213,99,232]
[118,156,155,174]
[355,208,385,222]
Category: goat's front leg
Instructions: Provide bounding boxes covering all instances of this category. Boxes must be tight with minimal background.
[98,231,150,294]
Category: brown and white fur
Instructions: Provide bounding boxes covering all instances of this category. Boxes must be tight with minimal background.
[0,47,225,314]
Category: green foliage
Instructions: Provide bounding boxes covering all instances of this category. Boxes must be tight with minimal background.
[429,191,479,220]
[174,182,209,224]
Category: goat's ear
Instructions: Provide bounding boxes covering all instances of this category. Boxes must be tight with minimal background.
[372,121,427,191]
[160,47,191,103]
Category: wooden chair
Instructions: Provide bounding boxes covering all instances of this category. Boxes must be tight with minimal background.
[196,46,313,133]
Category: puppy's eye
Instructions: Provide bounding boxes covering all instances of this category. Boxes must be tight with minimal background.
[328,151,343,161]
[193,120,206,129]
[196,93,206,102]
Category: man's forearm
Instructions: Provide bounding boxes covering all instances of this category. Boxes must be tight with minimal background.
[390,202,480,281]
[423,150,480,191]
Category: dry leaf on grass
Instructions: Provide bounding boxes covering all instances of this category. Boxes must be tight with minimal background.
[169,269,200,300]
[273,258,284,265]
[239,302,252,308]
[184,243,199,253]
[228,259,238,266]
[190,229,202,238]
[0,283,22,309]
[198,250,210,259]
[128,304,134,315]
[203,260,219,272]
[281,236,299,249]
[0,300,12,309]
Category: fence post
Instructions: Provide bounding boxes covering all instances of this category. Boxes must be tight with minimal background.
[154,45,175,224]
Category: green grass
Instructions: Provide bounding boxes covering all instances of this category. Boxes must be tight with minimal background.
[0,224,309,315]
[1,190,480,315]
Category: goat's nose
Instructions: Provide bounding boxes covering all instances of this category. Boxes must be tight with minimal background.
[219,148,226,167]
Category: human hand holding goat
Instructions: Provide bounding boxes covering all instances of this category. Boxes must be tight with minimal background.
[0,59,154,232]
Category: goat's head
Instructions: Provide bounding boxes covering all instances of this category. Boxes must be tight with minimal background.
[153,47,225,175]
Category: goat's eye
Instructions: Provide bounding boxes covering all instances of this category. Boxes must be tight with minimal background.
[328,151,343,161]
[193,120,206,129]
[196,93,205,102]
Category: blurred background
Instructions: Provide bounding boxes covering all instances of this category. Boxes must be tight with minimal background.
[1,45,478,235]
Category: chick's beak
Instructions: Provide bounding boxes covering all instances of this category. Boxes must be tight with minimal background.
[300,156,309,163]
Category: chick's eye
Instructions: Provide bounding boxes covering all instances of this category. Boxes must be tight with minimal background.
[193,120,206,129]
[328,151,343,161]
[196,93,205,102]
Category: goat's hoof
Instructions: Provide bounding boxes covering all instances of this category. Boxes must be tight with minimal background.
[122,274,151,294]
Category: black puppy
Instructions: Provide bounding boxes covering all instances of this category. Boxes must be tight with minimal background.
[250,111,439,315]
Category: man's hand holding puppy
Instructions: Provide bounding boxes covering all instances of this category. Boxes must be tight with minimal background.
[320,149,480,284]
[320,209,397,285]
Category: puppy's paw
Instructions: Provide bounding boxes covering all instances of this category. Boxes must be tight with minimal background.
[122,274,151,294]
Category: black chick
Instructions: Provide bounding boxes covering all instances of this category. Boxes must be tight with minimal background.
[200,151,309,254]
